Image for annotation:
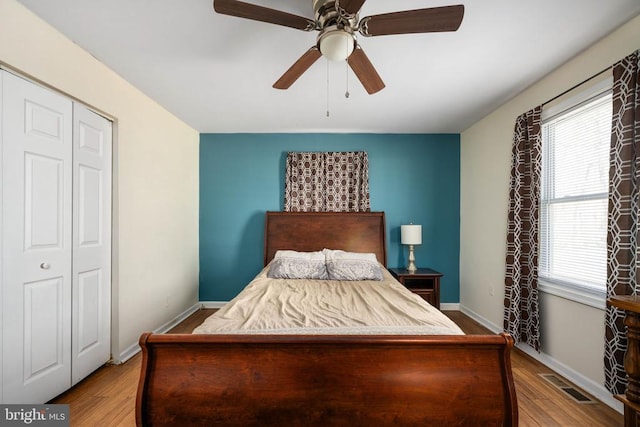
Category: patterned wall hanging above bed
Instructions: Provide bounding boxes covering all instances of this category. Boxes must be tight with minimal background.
[284,151,370,212]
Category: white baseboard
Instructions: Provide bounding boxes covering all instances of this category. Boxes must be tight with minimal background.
[116,342,141,365]
[114,302,203,364]
[440,303,460,311]
[459,304,623,414]
[201,301,229,309]
[459,305,503,334]
[516,341,623,413]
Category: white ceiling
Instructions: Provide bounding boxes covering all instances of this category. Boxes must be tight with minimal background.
[17,0,640,133]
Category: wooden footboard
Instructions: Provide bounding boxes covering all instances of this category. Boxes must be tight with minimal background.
[136,333,517,426]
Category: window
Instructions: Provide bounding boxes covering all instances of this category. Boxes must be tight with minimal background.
[539,87,612,305]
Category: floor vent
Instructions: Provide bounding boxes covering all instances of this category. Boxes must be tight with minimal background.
[538,374,596,404]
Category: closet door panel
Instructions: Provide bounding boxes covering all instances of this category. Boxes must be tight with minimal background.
[78,165,102,245]
[72,104,112,385]
[23,277,65,380]
[24,153,65,249]
[77,269,101,352]
[1,71,73,404]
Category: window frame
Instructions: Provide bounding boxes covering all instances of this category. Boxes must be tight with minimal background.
[538,76,613,310]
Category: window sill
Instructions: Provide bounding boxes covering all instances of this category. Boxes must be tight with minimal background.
[538,280,606,310]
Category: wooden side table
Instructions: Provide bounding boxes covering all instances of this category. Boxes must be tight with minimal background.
[608,295,640,427]
[389,268,443,309]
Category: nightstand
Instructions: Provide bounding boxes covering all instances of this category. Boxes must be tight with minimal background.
[389,268,443,310]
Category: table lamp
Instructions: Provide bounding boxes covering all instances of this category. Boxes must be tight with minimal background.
[401,224,422,273]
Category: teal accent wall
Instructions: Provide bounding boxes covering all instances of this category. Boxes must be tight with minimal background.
[199,133,460,303]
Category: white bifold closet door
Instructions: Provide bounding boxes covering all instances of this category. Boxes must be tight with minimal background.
[71,102,112,386]
[1,71,112,404]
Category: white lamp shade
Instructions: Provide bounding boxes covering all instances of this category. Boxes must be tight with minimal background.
[319,30,355,61]
[401,224,422,245]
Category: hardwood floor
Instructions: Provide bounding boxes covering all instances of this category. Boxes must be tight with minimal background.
[51,309,623,426]
[49,310,213,426]
[445,311,623,426]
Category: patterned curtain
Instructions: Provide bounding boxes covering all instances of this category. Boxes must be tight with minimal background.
[284,151,370,212]
[503,106,542,351]
[605,50,640,395]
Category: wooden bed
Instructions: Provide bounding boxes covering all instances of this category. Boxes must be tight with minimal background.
[136,212,518,426]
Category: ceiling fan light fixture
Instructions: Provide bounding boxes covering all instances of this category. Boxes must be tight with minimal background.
[318,28,355,61]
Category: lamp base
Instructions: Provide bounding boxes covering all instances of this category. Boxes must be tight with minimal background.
[406,244,417,273]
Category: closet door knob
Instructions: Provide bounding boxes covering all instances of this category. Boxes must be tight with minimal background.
[40,262,50,270]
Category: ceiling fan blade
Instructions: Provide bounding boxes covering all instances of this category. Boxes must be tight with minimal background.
[273,47,323,89]
[214,0,315,31]
[338,0,367,15]
[347,46,385,94]
[360,5,464,36]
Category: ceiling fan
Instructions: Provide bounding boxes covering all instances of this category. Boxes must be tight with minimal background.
[213,0,464,94]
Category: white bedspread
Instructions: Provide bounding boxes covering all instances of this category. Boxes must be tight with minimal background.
[193,265,464,335]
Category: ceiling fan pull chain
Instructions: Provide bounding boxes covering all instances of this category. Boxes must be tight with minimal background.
[345,59,350,98]
[344,34,350,99]
[326,59,330,117]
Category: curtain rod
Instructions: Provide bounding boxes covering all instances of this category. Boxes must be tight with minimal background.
[542,65,612,107]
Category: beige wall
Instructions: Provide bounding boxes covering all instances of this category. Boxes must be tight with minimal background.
[461,13,640,404]
[0,0,200,360]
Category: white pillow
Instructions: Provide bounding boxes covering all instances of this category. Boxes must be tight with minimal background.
[267,250,328,280]
[323,249,383,281]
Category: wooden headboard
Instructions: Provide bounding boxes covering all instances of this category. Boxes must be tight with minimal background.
[264,211,387,267]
